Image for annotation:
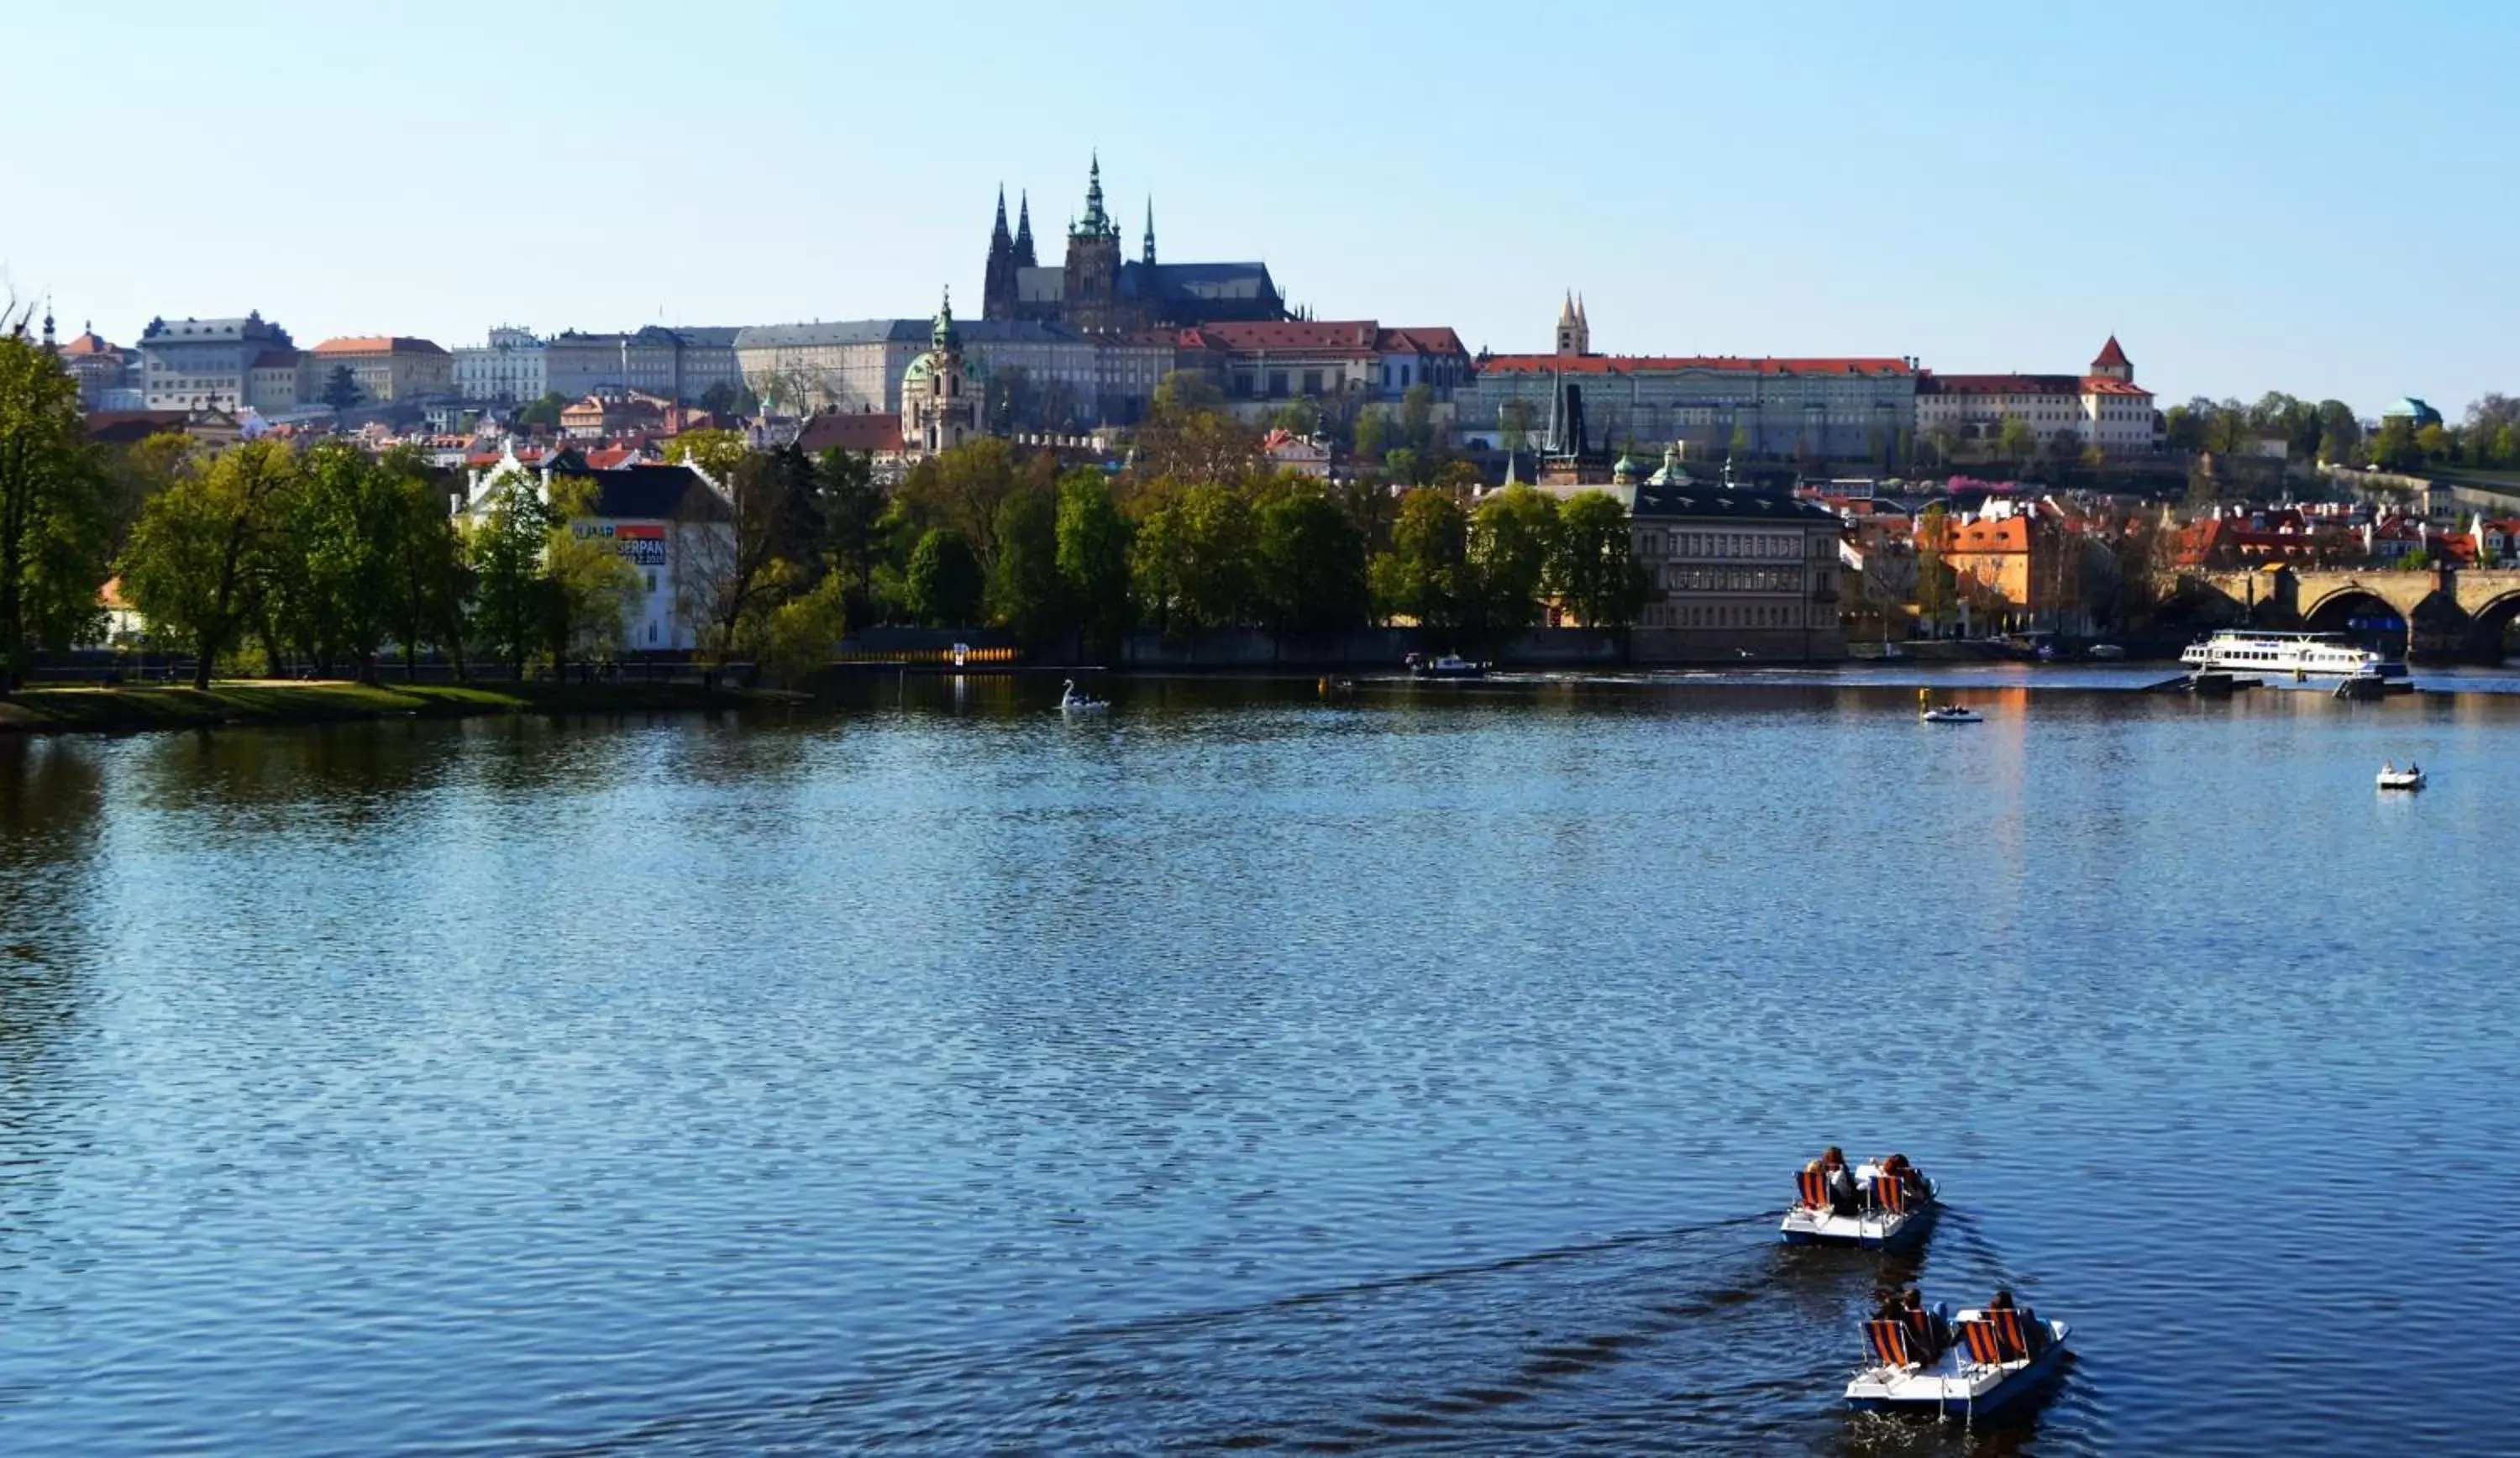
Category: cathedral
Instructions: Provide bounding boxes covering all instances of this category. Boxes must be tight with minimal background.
[980,155,1287,333]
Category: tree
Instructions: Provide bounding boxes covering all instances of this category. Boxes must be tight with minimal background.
[1914,504,1957,632]
[1382,447,1421,486]
[1133,370,1259,483]
[1353,408,1393,467]
[1174,481,1257,629]
[1549,490,1643,628]
[903,527,983,626]
[893,438,1037,564]
[986,483,1065,643]
[121,438,302,690]
[1254,478,1368,636]
[754,571,848,687]
[0,331,113,691]
[2369,416,2420,472]
[1056,469,1133,651]
[515,392,567,432]
[283,439,417,679]
[1996,413,2037,463]
[382,454,468,679]
[674,442,823,674]
[698,380,755,419]
[464,466,554,680]
[1401,383,1436,454]
[1368,488,1467,628]
[2415,423,2449,462]
[1498,398,1537,457]
[1467,483,1558,630]
[815,448,885,616]
[320,364,365,413]
[541,473,638,677]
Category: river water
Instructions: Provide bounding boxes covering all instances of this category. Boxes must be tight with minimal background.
[3,674,2515,1455]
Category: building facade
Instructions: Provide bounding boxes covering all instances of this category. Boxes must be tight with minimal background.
[1454,297,1917,462]
[983,155,1286,331]
[453,327,550,405]
[137,312,298,412]
[901,294,983,455]
[544,327,740,406]
[1912,337,2158,455]
[304,336,454,404]
[460,450,733,652]
[1623,453,1849,660]
[52,321,137,409]
[1166,320,1473,416]
[736,317,1173,427]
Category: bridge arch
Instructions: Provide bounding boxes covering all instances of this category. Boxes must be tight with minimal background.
[2463,588,2520,662]
[2300,585,2407,634]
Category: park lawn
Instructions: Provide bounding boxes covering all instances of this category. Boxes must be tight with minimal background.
[0,679,748,735]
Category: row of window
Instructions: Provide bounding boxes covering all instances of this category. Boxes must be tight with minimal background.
[1664,567,1804,594]
[1641,601,1822,629]
[1641,531,1818,560]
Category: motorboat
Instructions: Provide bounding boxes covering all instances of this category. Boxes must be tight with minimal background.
[1780,1162,1939,1249]
[2085,643,2125,661]
[1405,653,1489,680]
[1058,679,1109,714]
[2376,764,2426,791]
[2181,629,2407,681]
[1920,705,1982,724]
[1845,1303,2071,1419]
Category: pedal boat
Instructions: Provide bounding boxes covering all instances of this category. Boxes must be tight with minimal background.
[1780,1165,1938,1249]
[1920,705,1982,723]
[2376,766,2425,791]
[1845,1304,2071,1418]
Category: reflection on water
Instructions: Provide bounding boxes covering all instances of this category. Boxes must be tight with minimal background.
[1,681,2516,1454]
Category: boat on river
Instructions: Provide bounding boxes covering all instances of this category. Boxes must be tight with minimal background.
[2180,629,2407,681]
[1921,705,1981,724]
[1058,679,1109,714]
[1846,1301,2071,1418]
[1405,653,1489,680]
[1781,1161,1939,1249]
[2377,763,2426,791]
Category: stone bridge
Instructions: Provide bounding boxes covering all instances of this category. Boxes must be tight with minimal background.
[2189,568,2520,654]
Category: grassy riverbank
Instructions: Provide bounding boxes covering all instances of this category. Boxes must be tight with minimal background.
[0,680,768,737]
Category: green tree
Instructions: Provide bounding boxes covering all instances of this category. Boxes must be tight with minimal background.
[903,527,983,626]
[1996,413,2037,463]
[0,331,114,690]
[540,472,638,677]
[1383,447,1421,486]
[1134,371,1258,483]
[1497,398,1537,458]
[1401,382,1436,454]
[1254,478,1368,636]
[278,439,423,679]
[515,392,567,431]
[320,364,365,413]
[2369,416,2420,472]
[675,443,825,677]
[1914,504,1957,632]
[754,571,848,686]
[986,483,1065,642]
[815,448,886,616]
[1550,490,1643,628]
[1175,481,1257,628]
[1467,484,1559,631]
[1368,487,1468,627]
[2415,422,2449,462]
[383,454,468,679]
[464,466,554,680]
[1353,408,1393,467]
[1055,469,1133,650]
[121,438,302,690]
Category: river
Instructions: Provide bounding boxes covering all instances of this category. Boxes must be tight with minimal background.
[3,674,2515,1454]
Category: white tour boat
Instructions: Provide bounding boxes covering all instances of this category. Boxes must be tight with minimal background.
[1845,1302,2071,1419]
[2180,629,2407,680]
[1780,1162,1939,1249]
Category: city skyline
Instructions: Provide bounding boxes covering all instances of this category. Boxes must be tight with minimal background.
[4,0,2512,417]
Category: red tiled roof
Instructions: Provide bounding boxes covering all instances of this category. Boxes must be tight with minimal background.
[1376,327,1468,356]
[312,336,449,355]
[1919,373,2085,396]
[2092,335,2131,369]
[59,331,120,356]
[582,447,638,469]
[1196,320,1384,355]
[1479,354,1913,377]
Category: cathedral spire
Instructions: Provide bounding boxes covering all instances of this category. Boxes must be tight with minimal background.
[1142,197,1157,268]
[1015,191,1036,265]
[992,185,1011,246]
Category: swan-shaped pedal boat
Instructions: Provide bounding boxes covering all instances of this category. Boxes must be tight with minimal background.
[1058,679,1109,713]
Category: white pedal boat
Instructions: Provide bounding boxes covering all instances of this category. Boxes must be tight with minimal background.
[1846,1304,2071,1418]
[2376,766,2424,791]
[1920,705,1981,723]
[1780,1164,1938,1249]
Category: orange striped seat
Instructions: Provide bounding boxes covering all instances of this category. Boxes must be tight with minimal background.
[1987,1307,2037,1361]
[1957,1319,2008,1365]
[1864,1318,1915,1369]
[1797,1169,1830,1211]
[1869,1174,1908,1214]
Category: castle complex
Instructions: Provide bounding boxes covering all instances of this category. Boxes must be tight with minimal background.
[980,155,1286,332]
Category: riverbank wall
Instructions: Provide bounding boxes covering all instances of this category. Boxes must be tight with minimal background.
[0,682,768,737]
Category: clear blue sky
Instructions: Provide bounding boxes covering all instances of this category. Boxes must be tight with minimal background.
[6,0,2512,417]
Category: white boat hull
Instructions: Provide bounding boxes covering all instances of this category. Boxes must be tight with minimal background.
[1845,1317,2071,1417]
[1780,1170,1938,1249]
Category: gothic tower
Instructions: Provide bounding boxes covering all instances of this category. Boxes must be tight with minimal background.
[983,186,1019,321]
[2090,334,2134,382]
[1014,191,1036,266]
[1063,153,1127,331]
[1554,291,1591,357]
[1142,198,1157,270]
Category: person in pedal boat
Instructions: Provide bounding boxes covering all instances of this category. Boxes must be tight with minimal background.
[1896,1288,1947,1361]
[1819,1146,1859,1214]
[1987,1289,2050,1357]
[1880,1151,1929,1204]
